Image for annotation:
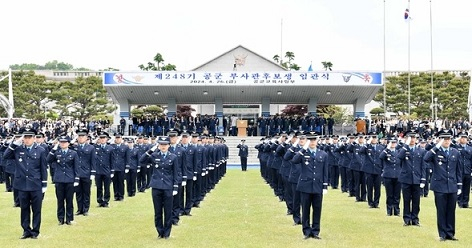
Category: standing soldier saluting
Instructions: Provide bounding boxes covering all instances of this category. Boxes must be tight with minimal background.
[140,136,179,239]
[424,130,462,241]
[290,133,328,240]
[237,139,249,171]
[4,129,47,239]
[47,135,79,225]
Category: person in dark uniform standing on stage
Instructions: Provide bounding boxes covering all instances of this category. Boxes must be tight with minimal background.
[73,129,96,215]
[397,131,426,226]
[47,135,79,225]
[4,129,47,239]
[424,130,462,241]
[290,133,328,240]
[140,136,179,239]
[379,137,401,216]
[237,139,249,171]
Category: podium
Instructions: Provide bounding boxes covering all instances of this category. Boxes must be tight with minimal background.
[237,120,247,137]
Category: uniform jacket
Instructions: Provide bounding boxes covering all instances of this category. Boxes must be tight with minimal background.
[284,145,302,184]
[424,146,463,193]
[360,144,383,175]
[396,145,426,184]
[379,148,400,179]
[139,150,179,190]
[4,143,47,191]
[291,148,329,194]
[47,149,80,183]
[94,144,114,176]
[237,144,249,157]
[72,143,96,178]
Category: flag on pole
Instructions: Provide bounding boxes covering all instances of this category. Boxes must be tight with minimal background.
[404,8,410,20]
[308,63,313,71]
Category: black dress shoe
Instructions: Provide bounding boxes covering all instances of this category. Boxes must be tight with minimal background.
[20,233,31,239]
[447,236,458,241]
[303,235,310,240]
[172,222,179,226]
[313,235,321,240]
[58,221,64,225]
[83,212,88,216]
[66,221,72,225]
[403,222,411,226]
[439,237,446,242]
[412,222,420,226]
[186,213,192,216]
[164,236,170,239]
[30,235,38,239]
[75,211,83,215]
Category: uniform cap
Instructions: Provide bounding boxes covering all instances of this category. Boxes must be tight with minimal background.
[157,136,170,144]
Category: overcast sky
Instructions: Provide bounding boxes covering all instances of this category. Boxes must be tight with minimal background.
[1,0,470,72]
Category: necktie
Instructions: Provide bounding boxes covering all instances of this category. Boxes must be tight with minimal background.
[445,149,449,157]
[62,150,66,155]
[162,153,166,159]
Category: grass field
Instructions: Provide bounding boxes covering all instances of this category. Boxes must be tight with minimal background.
[1,167,471,247]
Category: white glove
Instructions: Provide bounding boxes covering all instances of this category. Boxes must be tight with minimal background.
[406,136,411,145]
[90,175,95,180]
[53,143,59,150]
[435,138,444,149]
[457,189,462,195]
[182,180,187,186]
[111,173,114,178]
[13,137,23,146]
[193,176,197,181]
[367,138,371,145]
[70,138,77,144]
[201,172,205,176]
[323,189,328,195]
[303,142,310,150]
[125,169,129,174]
[292,138,299,147]
[420,183,425,188]
[150,145,158,152]
[42,187,47,193]
[386,142,392,150]
[277,137,283,143]
[74,182,79,187]
[146,165,150,169]
[271,138,276,143]
[172,190,178,196]
[137,168,141,173]
[430,169,433,173]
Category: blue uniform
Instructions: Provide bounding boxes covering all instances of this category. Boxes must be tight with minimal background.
[140,149,179,239]
[284,144,303,225]
[379,147,401,216]
[454,143,472,208]
[111,143,130,201]
[94,144,114,207]
[47,148,79,224]
[73,143,96,215]
[360,143,384,208]
[424,146,462,239]
[291,147,328,238]
[397,145,426,225]
[4,143,47,238]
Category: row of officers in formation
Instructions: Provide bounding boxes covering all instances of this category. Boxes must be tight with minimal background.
[1,129,228,240]
[254,129,466,241]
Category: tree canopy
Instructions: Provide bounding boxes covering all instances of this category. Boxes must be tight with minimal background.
[138,53,177,71]
[9,60,89,71]
[373,71,470,119]
[0,71,115,120]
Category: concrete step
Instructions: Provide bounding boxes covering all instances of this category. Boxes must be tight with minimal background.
[223,136,261,165]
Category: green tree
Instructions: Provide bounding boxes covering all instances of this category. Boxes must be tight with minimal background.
[48,76,116,120]
[0,70,54,119]
[272,51,300,71]
[144,105,164,116]
[321,61,333,71]
[374,72,470,119]
[370,107,385,117]
[177,105,196,118]
[138,53,177,71]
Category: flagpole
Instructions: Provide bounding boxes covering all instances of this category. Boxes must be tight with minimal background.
[280,18,283,66]
[8,68,13,119]
[383,0,387,117]
[407,0,411,116]
[430,0,434,119]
